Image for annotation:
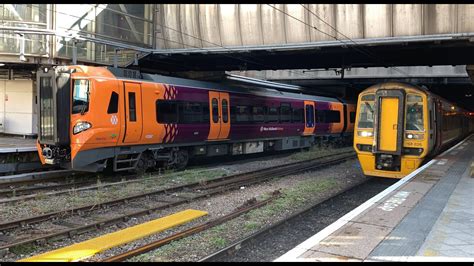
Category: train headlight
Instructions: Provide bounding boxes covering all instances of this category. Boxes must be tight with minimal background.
[405,133,423,140]
[358,131,373,137]
[73,121,92,134]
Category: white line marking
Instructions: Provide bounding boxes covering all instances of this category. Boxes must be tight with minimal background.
[369,256,474,262]
[275,159,436,262]
[439,134,472,156]
[275,134,473,262]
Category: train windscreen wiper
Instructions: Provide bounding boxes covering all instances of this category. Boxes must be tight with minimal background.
[365,102,374,114]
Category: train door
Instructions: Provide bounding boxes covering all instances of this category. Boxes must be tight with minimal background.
[303,101,315,135]
[374,90,405,154]
[123,82,143,143]
[208,91,230,140]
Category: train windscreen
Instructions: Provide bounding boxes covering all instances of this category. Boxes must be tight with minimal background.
[357,94,375,129]
[405,94,424,131]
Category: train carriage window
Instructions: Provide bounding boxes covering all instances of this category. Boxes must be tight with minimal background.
[202,103,210,123]
[236,105,251,123]
[292,108,304,123]
[212,98,219,123]
[156,100,178,123]
[252,106,264,122]
[406,94,424,131]
[128,92,136,122]
[267,107,279,123]
[222,99,229,123]
[350,112,356,123]
[280,103,291,123]
[107,91,119,114]
[316,110,340,123]
[327,110,341,123]
[179,102,202,123]
[357,94,375,128]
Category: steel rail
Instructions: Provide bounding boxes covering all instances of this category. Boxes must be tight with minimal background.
[0,170,77,188]
[0,151,354,231]
[0,153,355,252]
[199,176,373,262]
[100,190,282,262]
[0,174,140,202]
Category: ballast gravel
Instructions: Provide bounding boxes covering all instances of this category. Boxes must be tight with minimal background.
[1,146,360,262]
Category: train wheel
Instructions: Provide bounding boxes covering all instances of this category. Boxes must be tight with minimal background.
[135,153,154,175]
[175,150,189,171]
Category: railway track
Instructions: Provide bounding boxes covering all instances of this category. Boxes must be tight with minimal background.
[0,151,355,255]
[100,190,283,262]
[0,173,141,203]
[0,170,77,188]
[200,178,396,262]
[0,147,351,202]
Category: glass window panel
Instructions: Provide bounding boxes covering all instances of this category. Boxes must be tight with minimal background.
[357,99,375,129]
[406,94,424,131]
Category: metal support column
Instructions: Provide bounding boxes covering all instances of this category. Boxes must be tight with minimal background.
[72,39,78,64]
[114,48,120,68]
[19,33,26,62]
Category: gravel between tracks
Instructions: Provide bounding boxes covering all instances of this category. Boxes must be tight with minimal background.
[0,146,351,221]
[1,146,358,261]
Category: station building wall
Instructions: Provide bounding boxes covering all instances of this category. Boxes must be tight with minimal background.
[0,79,36,136]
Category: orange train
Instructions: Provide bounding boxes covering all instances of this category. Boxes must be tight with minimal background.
[36,65,355,173]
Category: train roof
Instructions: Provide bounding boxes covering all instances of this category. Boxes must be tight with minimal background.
[362,82,427,93]
[360,81,470,113]
[140,72,340,103]
[92,66,343,104]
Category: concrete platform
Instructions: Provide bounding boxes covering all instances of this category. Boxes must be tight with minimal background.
[0,135,36,153]
[276,134,474,262]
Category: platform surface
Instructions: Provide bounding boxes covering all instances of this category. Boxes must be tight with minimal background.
[0,135,36,153]
[276,134,474,262]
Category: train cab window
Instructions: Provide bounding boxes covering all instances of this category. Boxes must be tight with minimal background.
[280,103,291,123]
[357,94,375,128]
[222,99,229,123]
[212,98,219,123]
[107,91,119,114]
[361,94,375,101]
[292,108,304,123]
[72,79,90,114]
[156,100,178,123]
[128,92,136,122]
[406,94,424,131]
[267,107,279,123]
[252,106,265,122]
[350,112,356,123]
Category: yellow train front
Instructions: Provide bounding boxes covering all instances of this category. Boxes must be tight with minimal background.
[353,82,474,178]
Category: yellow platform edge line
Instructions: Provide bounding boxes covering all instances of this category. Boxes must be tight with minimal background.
[18,209,208,262]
